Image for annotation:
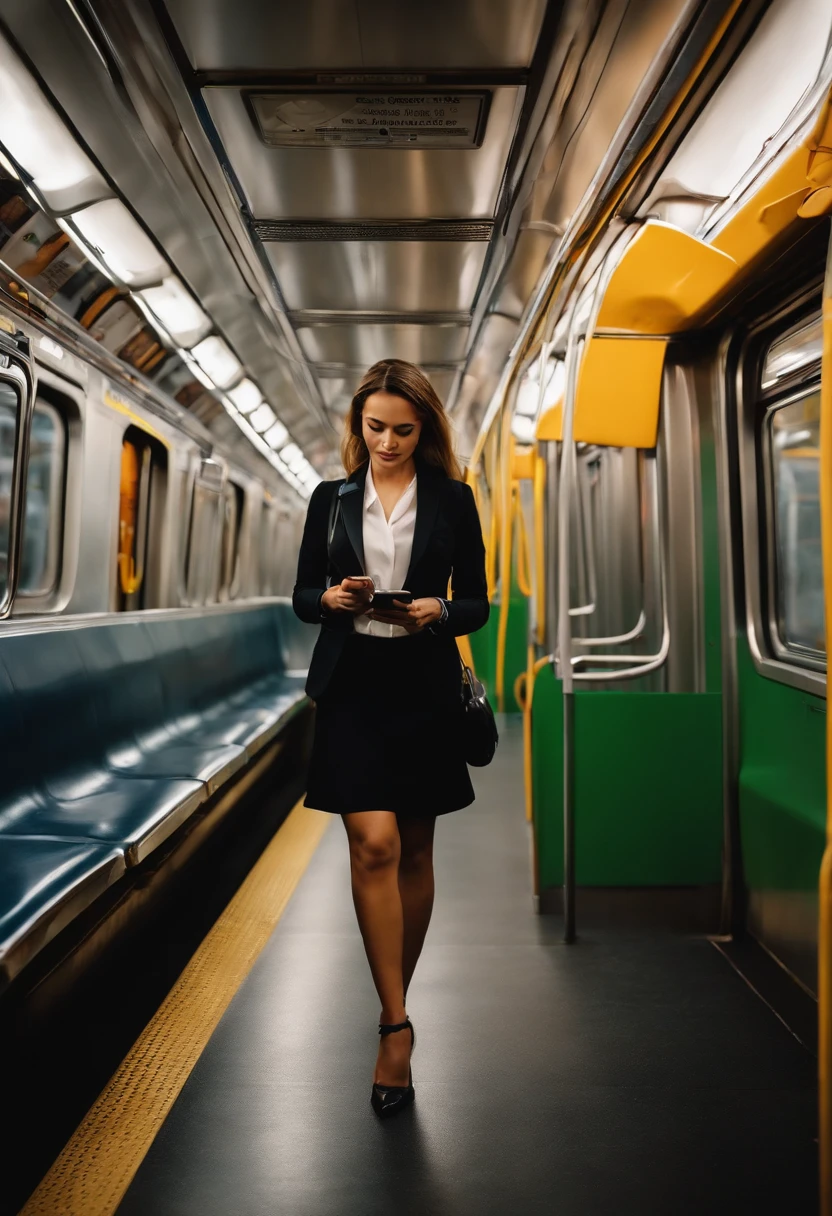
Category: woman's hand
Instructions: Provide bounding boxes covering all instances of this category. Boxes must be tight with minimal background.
[321,578,374,615]
[368,597,443,633]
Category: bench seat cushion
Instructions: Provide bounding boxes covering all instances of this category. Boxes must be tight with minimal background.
[106,739,248,796]
[0,775,205,866]
[200,676,308,757]
[0,836,125,989]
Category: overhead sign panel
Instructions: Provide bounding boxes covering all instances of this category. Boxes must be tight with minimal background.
[248,91,489,149]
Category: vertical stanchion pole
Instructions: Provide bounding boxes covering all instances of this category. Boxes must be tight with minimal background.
[817,228,832,1216]
[557,315,582,944]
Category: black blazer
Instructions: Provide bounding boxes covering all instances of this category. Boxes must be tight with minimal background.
[292,457,489,700]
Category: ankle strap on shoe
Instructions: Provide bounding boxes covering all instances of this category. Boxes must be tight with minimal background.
[378,1018,410,1036]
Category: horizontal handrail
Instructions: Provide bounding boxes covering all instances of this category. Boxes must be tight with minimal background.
[573,609,647,648]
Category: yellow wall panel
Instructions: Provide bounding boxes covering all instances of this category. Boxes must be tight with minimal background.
[574,337,667,449]
[536,400,563,441]
[597,221,736,334]
[512,447,535,480]
[711,148,810,266]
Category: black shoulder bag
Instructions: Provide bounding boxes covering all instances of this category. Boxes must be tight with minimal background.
[460,660,498,767]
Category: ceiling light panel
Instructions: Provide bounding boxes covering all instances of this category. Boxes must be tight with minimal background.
[0,33,108,213]
[138,277,211,347]
[227,378,262,413]
[70,199,169,288]
[249,402,277,432]
[191,334,243,389]
[264,420,289,449]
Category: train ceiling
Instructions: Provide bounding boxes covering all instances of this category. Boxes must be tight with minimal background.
[2,0,795,473]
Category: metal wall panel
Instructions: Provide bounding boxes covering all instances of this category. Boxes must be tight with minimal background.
[265,241,488,313]
[316,366,459,413]
[164,0,546,70]
[297,324,469,366]
[202,87,523,220]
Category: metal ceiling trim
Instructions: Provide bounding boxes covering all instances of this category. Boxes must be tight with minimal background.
[195,68,530,88]
[288,311,472,326]
[313,361,464,376]
[254,220,495,242]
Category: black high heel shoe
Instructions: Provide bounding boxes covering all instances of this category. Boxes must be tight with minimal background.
[370,1018,415,1119]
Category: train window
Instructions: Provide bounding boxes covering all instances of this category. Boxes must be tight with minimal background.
[184,459,224,605]
[18,401,65,596]
[259,496,280,595]
[219,481,244,600]
[0,381,18,600]
[767,392,824,664]
[118,426,166,611]
[761,314,822,390]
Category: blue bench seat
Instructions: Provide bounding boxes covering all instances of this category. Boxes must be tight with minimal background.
[0,836,126,987]
[0,601,315,993]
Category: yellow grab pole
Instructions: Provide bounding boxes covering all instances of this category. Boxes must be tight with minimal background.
[495,418,514,712]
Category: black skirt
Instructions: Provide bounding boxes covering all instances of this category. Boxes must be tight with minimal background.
[304,631,475,817]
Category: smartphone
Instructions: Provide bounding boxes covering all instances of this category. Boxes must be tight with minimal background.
[371,590,413,610]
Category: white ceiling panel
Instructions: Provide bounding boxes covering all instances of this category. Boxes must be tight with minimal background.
[298,324,469,366]
[164,0,546,70]
[203,87,523,220]
[266,241,488,313]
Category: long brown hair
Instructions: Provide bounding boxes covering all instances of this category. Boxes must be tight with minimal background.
[341,359,463,480]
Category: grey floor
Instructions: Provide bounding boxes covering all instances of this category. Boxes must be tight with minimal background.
[118,717,818,1215]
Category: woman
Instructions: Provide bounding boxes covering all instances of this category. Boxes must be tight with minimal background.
[292,358,489,1119]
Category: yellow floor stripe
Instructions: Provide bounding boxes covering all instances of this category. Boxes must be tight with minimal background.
[20,801,329,1216]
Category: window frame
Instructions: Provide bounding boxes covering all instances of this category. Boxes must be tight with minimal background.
[737,293,826,698]
[16,397,66,599]
[117,424,167,612]
[218,479,244,601]
[0,344,35,619]
[761,388,824,673]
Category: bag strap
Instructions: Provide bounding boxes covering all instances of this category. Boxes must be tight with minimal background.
[327,485,341,556]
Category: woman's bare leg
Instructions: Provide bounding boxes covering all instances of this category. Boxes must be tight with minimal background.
[397,816,437,999]
[342,811,410,1086]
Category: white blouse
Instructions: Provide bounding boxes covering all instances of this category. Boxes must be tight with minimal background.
[355,466,417,638]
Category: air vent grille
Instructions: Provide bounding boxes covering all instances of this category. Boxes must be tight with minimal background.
[253,220,494,242]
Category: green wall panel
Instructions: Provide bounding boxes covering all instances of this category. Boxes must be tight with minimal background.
[468,589,527,714]
[532,666,724,890]
[736,643,826,894]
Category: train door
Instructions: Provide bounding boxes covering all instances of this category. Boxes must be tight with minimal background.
[117,425,168,611]
[732,301,826,993]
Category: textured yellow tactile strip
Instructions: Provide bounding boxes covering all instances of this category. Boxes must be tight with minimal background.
[20,801,329,1216]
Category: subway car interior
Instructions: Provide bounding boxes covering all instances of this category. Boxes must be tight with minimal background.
[1,0,832,1212]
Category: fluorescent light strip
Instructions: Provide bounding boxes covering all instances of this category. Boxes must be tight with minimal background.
[191,334,242,390]
[138,278,210,348]
[227,378,262,414]
[0,32,108,213]
[70,198,169,288]
[221,397,312,498]
[249,403,277,433]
